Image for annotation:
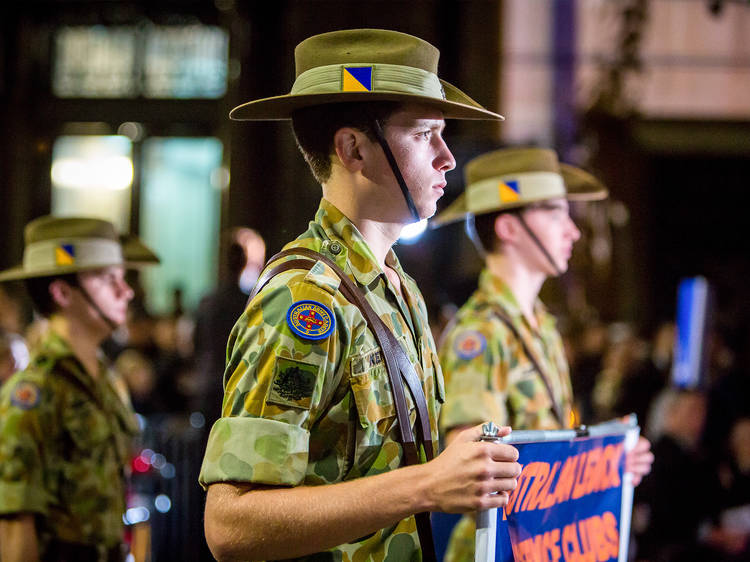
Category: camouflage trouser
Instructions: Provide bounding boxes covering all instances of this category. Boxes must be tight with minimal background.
[443,514,475,562]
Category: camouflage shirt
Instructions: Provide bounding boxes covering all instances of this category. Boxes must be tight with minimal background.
[0,329,138,558]
[439,269,573,433]
[199,199,444,562]
[438,269,573,562]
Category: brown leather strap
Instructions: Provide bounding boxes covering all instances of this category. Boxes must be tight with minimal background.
[246,259,317,305]
[251,247,437,560]
[489,305,566,426]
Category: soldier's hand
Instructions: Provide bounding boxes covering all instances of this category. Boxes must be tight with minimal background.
[420,423,520,513]
[625,435,653,486]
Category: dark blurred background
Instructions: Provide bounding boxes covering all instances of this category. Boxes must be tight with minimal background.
[2,1,750,560]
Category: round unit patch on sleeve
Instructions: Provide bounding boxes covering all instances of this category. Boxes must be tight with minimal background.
[287,300,336,341]
[454,330,487,360]
[10,381,41,410]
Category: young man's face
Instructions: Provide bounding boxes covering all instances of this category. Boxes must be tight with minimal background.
[517,198,581,276]
[377,103,456,222]
[76,265,134,329]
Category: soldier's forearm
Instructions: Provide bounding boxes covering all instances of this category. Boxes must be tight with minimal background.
[0,513,40,562]
[204,464,430,562]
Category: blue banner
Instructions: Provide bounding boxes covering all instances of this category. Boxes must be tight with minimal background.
[490,434,627,562]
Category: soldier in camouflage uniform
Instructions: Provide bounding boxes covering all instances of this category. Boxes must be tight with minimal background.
[199,29,523,562]
[0,217,158,562]
[432,147,655,562]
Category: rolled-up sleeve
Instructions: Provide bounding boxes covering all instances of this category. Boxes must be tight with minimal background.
[199,417,310,487]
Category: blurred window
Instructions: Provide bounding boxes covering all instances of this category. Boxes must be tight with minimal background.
[53,27,137,98]
[50,135,133,234]
[139,137,224,315]
[143,26,228,99]
[53,25,228,99]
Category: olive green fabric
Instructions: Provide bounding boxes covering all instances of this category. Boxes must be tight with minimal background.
[200,198,445,561]
[230,28,503,121]
[438,270,574,562]
[0,330,139,559]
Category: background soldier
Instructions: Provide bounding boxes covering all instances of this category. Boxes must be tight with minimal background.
[0,216,158,562]
[199,29,522,562]
[433,147,654,562]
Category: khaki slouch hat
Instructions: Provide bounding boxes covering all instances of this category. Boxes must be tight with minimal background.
[432,147,608,227]
[0,216,159,282]
[229,28,503,121]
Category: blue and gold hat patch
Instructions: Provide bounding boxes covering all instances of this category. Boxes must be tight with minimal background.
[11,381,41,410]
[498,180,520,203]
[287,300,335,340]
[454,330,487,360]
[342,66,373,92]
[55,244,76,266]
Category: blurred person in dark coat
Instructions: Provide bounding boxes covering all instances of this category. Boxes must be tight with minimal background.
[193,228,265,423]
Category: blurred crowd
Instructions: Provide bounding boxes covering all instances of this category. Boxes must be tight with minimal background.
[564,317,750,561]
[2,233,750,561]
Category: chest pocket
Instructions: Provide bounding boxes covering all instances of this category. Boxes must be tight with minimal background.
[350,359,396,428]
[349,337,420,430]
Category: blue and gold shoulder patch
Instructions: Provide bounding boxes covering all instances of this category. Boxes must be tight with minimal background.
[287,300,335,340]
[10,381,41,410]
[454,330,487,360]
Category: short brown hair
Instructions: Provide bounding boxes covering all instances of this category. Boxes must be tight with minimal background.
[24,274,79,317]
[291,101,402,184]
[470,209,523,254]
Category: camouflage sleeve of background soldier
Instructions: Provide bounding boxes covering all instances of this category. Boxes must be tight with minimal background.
[438,315,512,434]
[0,370,56,516]
[199,261,362,489]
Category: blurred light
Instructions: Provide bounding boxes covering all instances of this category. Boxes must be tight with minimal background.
[123,506,150,525]
[609,200,630,227]
[135,413,147,431]
[190,411,206,429]
[160,463,176,479]
[398,219,428,244]
[154,494,172,513]
[150,453,167,470]
[117,122,144,142]
[51,155,133,190]
[210,166,230,190]
[132,455,150,473]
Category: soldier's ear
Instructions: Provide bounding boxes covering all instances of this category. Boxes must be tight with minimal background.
[333,127,366,172]
[494,213,518,243]
[48,279,75,310]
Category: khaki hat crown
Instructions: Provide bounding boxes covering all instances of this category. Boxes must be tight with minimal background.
[432,147,608,227]
[0,216,158,282]
[230,28,503,121]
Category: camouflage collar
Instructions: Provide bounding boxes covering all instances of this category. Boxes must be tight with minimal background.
[479,269,553,329]
[37,329,103,385]
[315,199,405,287]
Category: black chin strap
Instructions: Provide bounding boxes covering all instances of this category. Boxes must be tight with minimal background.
[516,213,564,276]
[74,285,119,331]
[370,118,421,223]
